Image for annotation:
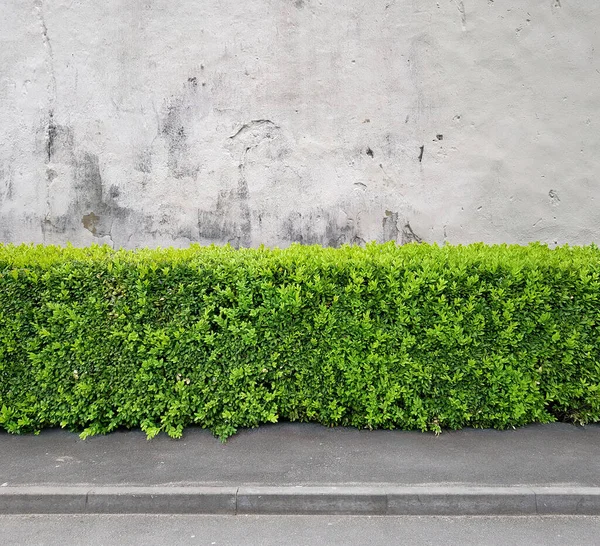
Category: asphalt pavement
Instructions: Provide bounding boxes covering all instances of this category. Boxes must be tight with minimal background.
[2,422,599,487]
[1,422,599,516]
[2,515,600,546]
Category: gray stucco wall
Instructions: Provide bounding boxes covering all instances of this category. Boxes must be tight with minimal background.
[1,0,599,248]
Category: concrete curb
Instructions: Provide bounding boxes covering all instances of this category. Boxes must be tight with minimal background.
[1,486,599,516]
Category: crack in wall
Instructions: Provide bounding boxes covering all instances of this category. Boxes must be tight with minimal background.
[34,0,57,112]
[452,0,467,31]
[34,0,58,243]
[106,218,116,248]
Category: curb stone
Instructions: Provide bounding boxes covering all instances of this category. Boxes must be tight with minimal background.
[0,486,599,516]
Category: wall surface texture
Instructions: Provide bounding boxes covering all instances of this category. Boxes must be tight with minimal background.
[1,0,599,248]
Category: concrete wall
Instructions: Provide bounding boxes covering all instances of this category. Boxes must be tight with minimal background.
[1,0,599,248]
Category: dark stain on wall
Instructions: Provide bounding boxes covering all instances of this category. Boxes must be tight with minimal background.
[42,114,74,164]
[135,149,153,174]
[0,164,14,203]
[37,114,205,246]
[197,210,240,243]
[38,128,132,243]
[46,111,57,162]
[382,212,422,244]
[109,185,120,199]
[282,208,360,247]
[160,78,201,179]
[225,119,281,247]
[197,187,252,247]
[401,221,422,244]
[162,104,189,178]
[81,211,100,235]
[74,152,103,208]
[382,210,399,242]
[73,152,130,240]
[38,116,76,240]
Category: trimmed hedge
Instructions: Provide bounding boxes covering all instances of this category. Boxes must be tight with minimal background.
[1,242,599,440]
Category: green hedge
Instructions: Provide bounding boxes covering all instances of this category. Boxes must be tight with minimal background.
[1,242,599,440]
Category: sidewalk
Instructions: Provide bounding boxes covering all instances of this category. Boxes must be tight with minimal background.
[1,423,599,515]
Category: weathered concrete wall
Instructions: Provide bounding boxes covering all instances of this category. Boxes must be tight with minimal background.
[1,0,599,248]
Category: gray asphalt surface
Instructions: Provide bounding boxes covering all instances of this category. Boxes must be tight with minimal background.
[1,423,599,487]
[2,515,600,546]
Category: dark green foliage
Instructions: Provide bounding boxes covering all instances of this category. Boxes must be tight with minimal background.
[1,242,599,440]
